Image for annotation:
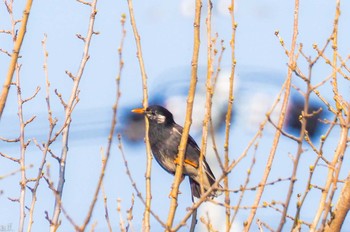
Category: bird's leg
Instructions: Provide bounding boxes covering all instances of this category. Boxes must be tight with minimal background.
[174,157,198,168]
[169,175,184,198]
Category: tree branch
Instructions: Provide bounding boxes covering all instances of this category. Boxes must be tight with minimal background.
[0,0,33,120]
[50,1,98,230]
[126,1,152,230]
[166,0,201,230]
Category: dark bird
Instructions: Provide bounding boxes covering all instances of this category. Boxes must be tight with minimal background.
[132,105,221,199]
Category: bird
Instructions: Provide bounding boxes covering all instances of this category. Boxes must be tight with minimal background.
[121,67,233,144]
[132,105,221,199]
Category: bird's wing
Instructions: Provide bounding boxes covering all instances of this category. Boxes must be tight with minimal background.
[172,124,200,168]
[173,124,220,197]
[202,159,216,185]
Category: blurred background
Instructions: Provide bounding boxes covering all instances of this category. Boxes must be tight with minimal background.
[0,0,349,231]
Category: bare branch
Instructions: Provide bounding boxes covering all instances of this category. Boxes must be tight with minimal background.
[118,135,166,228]
[22,86,41,104]
[166,0,201,230]
[0,0,34,120]
[0,152,20,163]
[126,1,153,230]
[50,0,99,230]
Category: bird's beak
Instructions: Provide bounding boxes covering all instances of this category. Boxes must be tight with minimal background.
[131,108,145,114]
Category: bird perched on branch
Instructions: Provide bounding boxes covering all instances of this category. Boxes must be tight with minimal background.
[132,105,221,199]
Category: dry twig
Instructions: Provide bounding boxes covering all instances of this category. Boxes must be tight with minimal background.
[50,1,99,230]
[126,1,153,230]
[0,0,33,119]
[166,0,201,231]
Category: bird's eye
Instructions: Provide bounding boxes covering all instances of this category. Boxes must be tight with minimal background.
[146,110,156,118]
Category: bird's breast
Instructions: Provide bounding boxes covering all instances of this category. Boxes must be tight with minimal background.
[148,125,179,174]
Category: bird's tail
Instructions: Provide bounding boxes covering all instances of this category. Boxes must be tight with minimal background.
[189,162,222,199]
[189,178,201,199]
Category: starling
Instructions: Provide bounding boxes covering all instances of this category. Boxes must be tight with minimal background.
[132,105,220,198]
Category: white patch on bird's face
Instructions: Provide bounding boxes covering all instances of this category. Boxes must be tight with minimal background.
[147,111,166,124]
[156,114,166,124]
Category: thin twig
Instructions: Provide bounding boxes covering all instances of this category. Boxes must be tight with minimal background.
[245,1,299,230]
[0,152,20,163]
[42,174,80,231]
[79,5,125,232]
[0,0,33,120]
[310,1,348,230]
[117,135,166,228]
[117,198,127,232]
[15,63,28,232]
[102,172,112,232]
[0,165,33,180]
[224,1,237,230]
[166,0,202,231]
[172,126,266,231]
[125,2,153,230]
[126,194,135,232]
[230,144,258,225]
[0,136,20,142]
[50,1,98,230]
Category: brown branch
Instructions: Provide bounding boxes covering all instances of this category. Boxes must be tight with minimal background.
[101,182,112,232]
[280,29,324,231]
[50,1,98,230]
[14,63,28,232]
[166,0,201,231]
[0,0,33,120]
[245,0,299,230]
[330,0,340,112]
[0,47,12,57]
[117,198,127,232]
[310,1,348,230]
[0,165,33,180]
[126,194,135,231]
[230,143,258,226]
[78,5,124,232]
[209,39,226,172]
[199,0,214,200]
[223,1,237,231]
[42,174,80,231]
[22,86,41,104]
[0,29,11,34]
[77,0,92,6]
[200,212,218,232]
[126,1,153,230]
[65,70,76,81]
[324,172,350,231]
[0,136,19,142]
[311,121,348,231]
[267,115,300,142]
[0,152,20,163]
[303,132,330,165]
[257,219,274,232]
[118,134,166,228]
[188,2,214,231]
[172,124,268,231]
[266,201,311,227]
[28,36,57,229]
[54,89,67,109]
[230,177,292,193]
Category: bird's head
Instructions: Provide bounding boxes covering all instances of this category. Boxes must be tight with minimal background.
[132,105,174,125]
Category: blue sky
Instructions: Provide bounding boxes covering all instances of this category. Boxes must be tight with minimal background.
[1,0,350,231]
